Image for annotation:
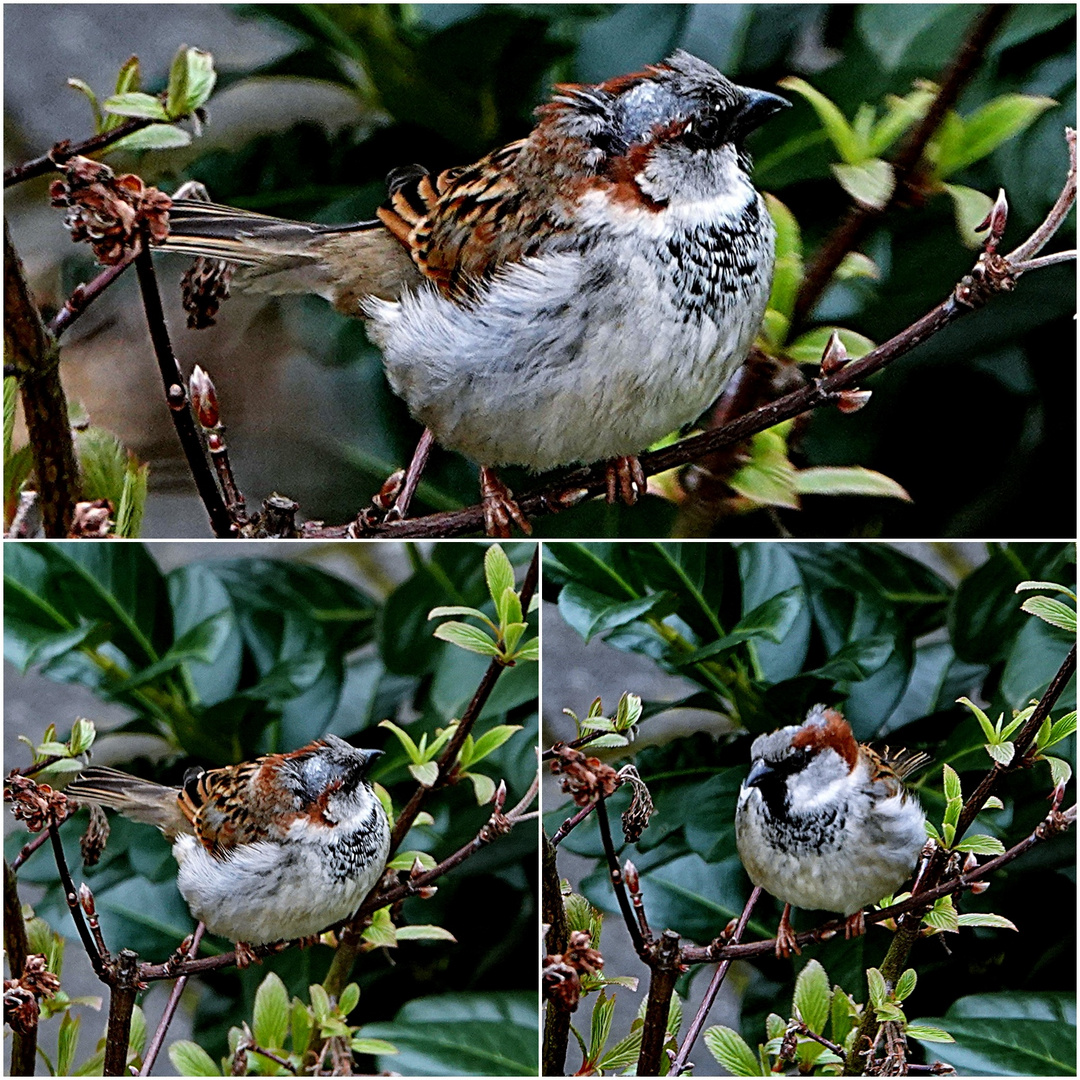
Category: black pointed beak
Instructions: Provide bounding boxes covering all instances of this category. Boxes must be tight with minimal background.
[744,758,774,789]
[359,748,384,776]
[733,87,790,138]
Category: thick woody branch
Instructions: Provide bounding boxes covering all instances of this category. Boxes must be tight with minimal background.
[637,930,681,1076]
[103,950,139,1077]
[4,859,36,1078]
[793,4,1012,324]
[4,219,80,536]
[542,832,571,1076]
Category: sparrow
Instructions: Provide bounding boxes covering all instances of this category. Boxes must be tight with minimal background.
[65,735,390,956]
[161,51,789,535]
[735,705,928,958]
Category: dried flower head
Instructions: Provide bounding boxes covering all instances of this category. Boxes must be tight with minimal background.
[182,257,233,329]
[19,955,60,1000]
[3,981,38,1033]
[549,745,618,807]
[49,155,171,264]
[4,773,70,832]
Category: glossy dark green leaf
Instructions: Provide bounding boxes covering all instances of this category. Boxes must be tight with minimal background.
[363,991,538,1076]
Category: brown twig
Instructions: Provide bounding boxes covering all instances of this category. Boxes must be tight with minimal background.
[10,828,51,871]
[792,4,1013,325]
[3,118,154,188]
[671,886,762,1075]
[132,230,234,537]
[47,251,139,338]
[138,923,204,1076]
[103,949,140,1077]
[549,800,597,848]
[4,219,80,536]
[48,823,107,980]
[386,427,435,523]
[594,793,644,956]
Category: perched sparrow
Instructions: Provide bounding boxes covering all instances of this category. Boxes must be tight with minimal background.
[66,735,390,954]
[162,51,788,534]
[735,705,928,958]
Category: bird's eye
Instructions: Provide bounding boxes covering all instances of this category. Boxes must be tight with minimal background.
[683,109,729,150]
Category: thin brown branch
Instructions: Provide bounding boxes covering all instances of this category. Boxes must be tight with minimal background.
[3,118,154,188]
[132,231,234,536]
[955,641,1075,841]
[5,219,80,536]
[47,251,138,338]
[10,829,50,872]
[671,886,761,1075]
[595,794,644,956]
[386,427,435,523]
[4,858,37,1077]
[549,800,597,848]
[48,823,107,980]
[793,4,1013,324]
[1006,128,1077,264]
[138,923,204,1077]
[103,949,139,1077]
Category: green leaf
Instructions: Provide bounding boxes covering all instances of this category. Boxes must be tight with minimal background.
[1047,711,1077,747]
[956,913,1017,931]
[943,184,996,249]
[764,193,803,330]
[1020,596,1077,634]
[290,999,312,1057]
[832,158,895,209]
[942,763,962,802]
[1046,755,1072,788]
[831,986,854,1047]
[779,77,862,163]
[378,719,422,763]
[786,327,876,365]
[387,850,437,872]
[432,621,500,656]
[703,1025,764,1076]
[922,896,959,934]
[253,972,290,1051]
[866,968,888,1010]
[166,45,216,117]
[109,124,193,152]
[910,991,1075,1074]
[834,252,881,281]
[512,637,539,662]
[167,1040,221,1076]
[409,760,439,787]
[794,467,911,501]
[468,724,522,764]
[427,604,491,622]
[793,959,831,1035]
[957,696,997,742]
[350,1037,399,1055]
[308,984,331,1023]
[362,907,398,949]
[465,770,496,805]
[484,545,516,618]
[727,427,798,509]
[954,834,1005,855]
[588,988,615,1057]
[57,1011,81,1076]
[869,85,936,154]
[338,983,360,1017]
[935,95,1057,177]
[396,924,457,942]
[1016,580,1077,601]
[986,740,1015,766]
[895,969,917,1003]
[102,91,169,119]
[904,1025,955,1043]
[360,991,537,1076]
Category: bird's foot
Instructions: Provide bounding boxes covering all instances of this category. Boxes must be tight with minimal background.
[605,455,646,505]
[234,941,261,968]
[481,467,532,537]
[843,909,866,940]
[775,903,802,959]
